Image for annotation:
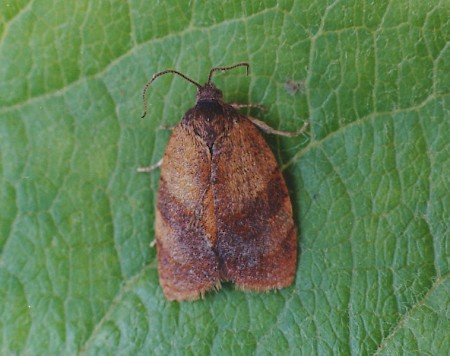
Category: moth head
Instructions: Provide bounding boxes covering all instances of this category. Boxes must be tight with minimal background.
[196,83,223,102]
[141,62,249,118]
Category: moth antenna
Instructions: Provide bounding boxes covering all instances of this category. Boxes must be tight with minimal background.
[207,62,249,85]
[141,70,202,118]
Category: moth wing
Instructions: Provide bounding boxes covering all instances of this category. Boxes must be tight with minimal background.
[212,117,297,291]
[156,124,219,301]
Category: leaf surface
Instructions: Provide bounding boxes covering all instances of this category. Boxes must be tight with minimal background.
[0,0,448,354]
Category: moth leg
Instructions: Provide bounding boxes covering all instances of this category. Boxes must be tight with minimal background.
[231,103,266,111]
[249,117,309,137]
[137,158,163,172]
[158,124,175,130]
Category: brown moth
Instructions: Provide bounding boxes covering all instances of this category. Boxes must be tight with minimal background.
[140,63,307,301]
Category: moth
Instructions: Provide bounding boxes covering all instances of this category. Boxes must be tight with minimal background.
[139,63,307,301]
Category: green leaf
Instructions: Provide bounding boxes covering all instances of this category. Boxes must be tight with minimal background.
[0,0,448,354]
